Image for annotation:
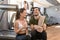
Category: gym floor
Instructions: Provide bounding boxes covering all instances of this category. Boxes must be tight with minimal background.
[0,25,60,40]
[47,25,60,40]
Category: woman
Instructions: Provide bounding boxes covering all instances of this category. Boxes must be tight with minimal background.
[14,8,28,40]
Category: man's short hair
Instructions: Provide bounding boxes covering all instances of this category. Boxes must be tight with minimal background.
[32,7,40,11]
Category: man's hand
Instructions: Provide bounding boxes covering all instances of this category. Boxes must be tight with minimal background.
[37,26,43,32]
[34,25,43,32]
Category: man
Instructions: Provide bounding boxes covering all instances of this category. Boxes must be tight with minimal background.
[29,7,47,40]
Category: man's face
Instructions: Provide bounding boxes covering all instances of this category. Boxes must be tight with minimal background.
[33,8,39,15]
[33,8,40,20]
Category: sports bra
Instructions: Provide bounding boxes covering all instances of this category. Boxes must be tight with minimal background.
[18,20,27,31]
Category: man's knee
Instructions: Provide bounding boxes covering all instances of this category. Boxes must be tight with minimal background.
[41,31,47,40]
[42,31,47,36]
[31,30,36,36]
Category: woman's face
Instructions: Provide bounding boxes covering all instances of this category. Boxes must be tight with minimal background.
[20,10,27,18]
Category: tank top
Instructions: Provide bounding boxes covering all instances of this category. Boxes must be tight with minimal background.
[18,20,26,31]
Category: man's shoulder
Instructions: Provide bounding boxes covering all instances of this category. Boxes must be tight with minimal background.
[39,16,45,20]
[40,16,45,18]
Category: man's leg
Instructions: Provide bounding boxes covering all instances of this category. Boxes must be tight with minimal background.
[31,30,37,40]
[41,31,47,40]
[36,31,42,40]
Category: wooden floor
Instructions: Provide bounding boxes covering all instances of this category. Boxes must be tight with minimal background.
[47,25,60,40]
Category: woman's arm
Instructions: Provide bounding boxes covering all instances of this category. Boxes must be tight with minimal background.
[14,21,25,34]
[22,20,29,35]
[14,21,20,34]
[26,28,29,35]
[25,22,29,35]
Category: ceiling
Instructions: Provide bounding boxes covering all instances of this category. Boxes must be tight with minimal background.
[47,0,60,6]
[17,0,60,8]
[0,0,60,8]
[33,0,60,8]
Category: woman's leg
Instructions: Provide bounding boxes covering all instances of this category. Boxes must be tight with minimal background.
[16,35,26,40]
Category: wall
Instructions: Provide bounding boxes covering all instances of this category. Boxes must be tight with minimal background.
[0,0,8,30]
[46,6,60,24]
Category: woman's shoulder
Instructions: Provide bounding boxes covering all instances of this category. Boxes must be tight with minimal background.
[14,20,19,27]
[14,20,19,24]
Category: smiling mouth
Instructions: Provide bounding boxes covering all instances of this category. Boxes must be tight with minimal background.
[24,16,27,18]
[33,15,38,16]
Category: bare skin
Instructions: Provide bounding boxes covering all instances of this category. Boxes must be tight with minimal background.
[14,10,28,35]
[30,8,46,32]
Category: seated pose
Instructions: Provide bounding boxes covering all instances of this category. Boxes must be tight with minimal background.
[14,8,29,40]
[29,7,47,40]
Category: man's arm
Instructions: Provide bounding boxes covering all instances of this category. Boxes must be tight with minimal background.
[42,23,46,31]
[37,16,46,31]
